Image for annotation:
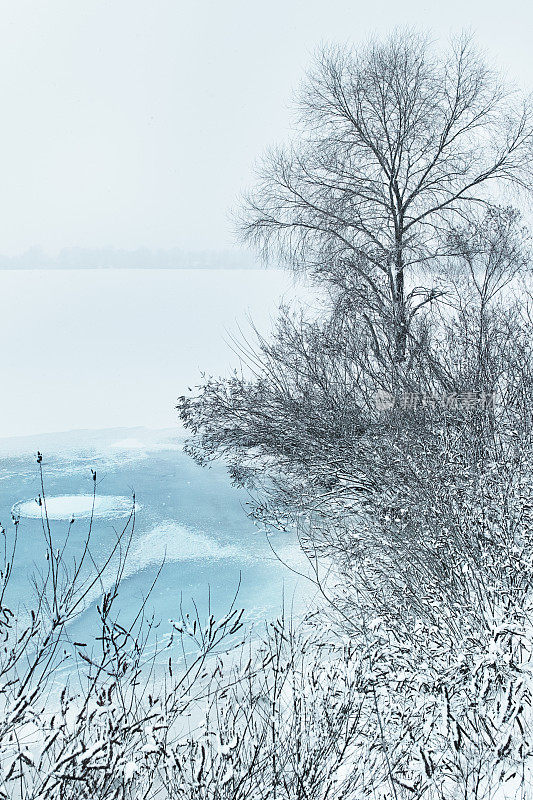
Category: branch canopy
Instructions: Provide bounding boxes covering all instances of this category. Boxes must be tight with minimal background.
[240,32,533,287]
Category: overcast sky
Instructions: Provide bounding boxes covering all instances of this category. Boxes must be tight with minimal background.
[0,0,531,258]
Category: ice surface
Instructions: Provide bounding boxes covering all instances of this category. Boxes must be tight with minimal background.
[0,433,316,644]
[128,522,249,568]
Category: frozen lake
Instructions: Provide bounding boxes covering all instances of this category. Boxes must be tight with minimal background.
[0,269,314,657]
[0,428,310,652]
[0,268,298,438]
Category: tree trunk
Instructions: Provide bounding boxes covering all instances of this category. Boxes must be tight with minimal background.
[392,251,407,362]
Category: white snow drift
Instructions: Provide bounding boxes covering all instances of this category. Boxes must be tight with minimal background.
[12,494,136,520]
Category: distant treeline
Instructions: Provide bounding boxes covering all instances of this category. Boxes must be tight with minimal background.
[0,246,263,269]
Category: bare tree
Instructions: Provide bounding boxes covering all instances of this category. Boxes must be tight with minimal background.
[240,31,533,360]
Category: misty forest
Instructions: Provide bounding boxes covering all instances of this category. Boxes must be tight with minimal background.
[2,28,533,800]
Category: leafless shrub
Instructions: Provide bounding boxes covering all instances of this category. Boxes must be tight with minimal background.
[177,91,533,798]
